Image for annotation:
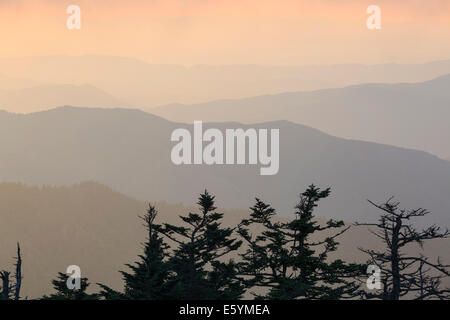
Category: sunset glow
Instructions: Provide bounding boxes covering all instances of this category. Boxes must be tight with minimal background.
[1,0,449,65]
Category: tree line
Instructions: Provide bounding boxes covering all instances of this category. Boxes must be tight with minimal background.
[1,185,449,300]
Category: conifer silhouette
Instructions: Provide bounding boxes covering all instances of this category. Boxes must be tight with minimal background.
[238,185,365,299]
[157,190,244,300]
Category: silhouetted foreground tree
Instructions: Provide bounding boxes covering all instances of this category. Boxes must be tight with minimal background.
[98,205,173,300]
[238,185,365,299]
[43,272,98,300]
[100,191,244,300]
[156,191,244,299]
[0,243,23,300]
[358,198,450,300]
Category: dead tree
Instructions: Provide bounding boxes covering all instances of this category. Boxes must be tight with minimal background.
[358,198,450,300]
[14,243,22,300]
[0,271,11,300]
[0,243,23,300]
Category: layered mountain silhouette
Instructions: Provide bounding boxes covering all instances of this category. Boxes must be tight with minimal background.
[0,84,127,114]
[0,106,449,228]
[2,55,450,108]
[153,74,450,159]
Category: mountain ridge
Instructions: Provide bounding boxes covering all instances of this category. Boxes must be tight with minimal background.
[151,73,450,158]
[0,106,449,228]
[0,84,128,114]
[2,55,450,107]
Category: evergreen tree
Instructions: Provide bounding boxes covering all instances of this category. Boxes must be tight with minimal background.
[157,190,244,300]
[358,198,450,300]
[99,204,173,299]
[238,185,365,299]
[43,272,98,300]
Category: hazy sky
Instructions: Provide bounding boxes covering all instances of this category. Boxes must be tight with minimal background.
[0,0,449,65]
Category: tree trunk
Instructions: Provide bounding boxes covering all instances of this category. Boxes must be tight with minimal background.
[390,217,402,300]
[14,243,22,300]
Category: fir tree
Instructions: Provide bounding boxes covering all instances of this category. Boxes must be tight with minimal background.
[157,190,244,300]
[99,204,173,299]
[238,185,365,299]
[43,272,98,300]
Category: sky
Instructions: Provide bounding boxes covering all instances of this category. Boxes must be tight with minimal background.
[0,0,449,65]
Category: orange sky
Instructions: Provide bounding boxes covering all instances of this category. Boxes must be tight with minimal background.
[0,0,449,65]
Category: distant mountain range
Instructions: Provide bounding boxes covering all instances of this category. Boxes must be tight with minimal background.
[0,84,127,114]
[1,55,450,108]
[153,74,450,159]
[0,106,449,228]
